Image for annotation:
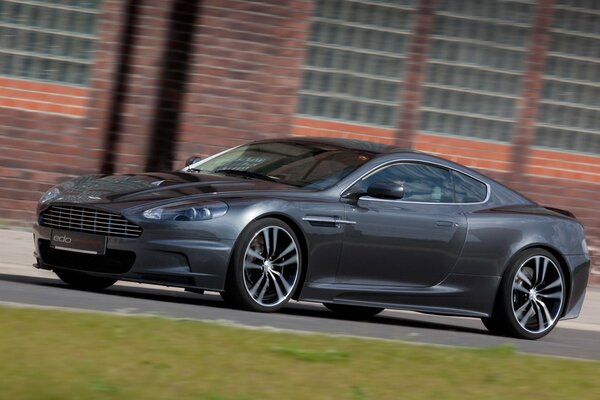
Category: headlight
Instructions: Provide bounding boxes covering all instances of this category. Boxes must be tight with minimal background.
[38,180,75,205]
[143,201,228,221]
[39,187,61,204]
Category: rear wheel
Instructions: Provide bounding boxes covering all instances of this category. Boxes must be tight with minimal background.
[55,269,117,290]
[483,249,566,340]
[222,218,302,312]
[323,303,384,319]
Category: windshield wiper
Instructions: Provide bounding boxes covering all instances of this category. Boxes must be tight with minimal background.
[214,169,279,182]
[186,167,204,173]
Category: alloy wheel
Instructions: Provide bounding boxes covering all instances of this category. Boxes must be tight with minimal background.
[511,255,564,334]
[242,225,300,307]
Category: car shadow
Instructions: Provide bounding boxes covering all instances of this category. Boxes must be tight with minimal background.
[0,272,487,336]
[281,304,487,335]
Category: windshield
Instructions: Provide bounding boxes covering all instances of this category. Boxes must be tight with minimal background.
[187,141,374,189]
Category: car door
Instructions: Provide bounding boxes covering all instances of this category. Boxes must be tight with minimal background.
[336,162,467,287]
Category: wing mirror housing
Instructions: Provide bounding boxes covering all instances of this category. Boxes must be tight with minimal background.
[185,155,202,167]
[366,181,404,200]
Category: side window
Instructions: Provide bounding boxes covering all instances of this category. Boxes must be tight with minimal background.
[453,171,487,203]
[360,163,453,203]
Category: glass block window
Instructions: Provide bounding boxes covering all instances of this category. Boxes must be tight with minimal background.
[298,0,416,127]
[0,0,102,85]
[419,0,533,142]
[535,3,600,154]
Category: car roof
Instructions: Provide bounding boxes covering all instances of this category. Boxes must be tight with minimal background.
[259,136,412,155]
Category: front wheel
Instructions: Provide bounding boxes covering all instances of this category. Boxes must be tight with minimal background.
[55,269,117,291]
[223,218,302,312]
[484,249,566,340]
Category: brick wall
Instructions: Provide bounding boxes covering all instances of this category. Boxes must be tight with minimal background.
[0,108,88,221]
[0,0,315,220]
[106,0,175,174]
[0,0,126,223]
[0,78,88,116]
[395,0,436,149]
[292,117,395,144]
[175,0,314,164]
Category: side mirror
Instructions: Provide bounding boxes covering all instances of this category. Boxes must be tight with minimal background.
[366,181,404,200]
[185,155,202,167]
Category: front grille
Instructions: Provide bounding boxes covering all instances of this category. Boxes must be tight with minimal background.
[39,240,135,274]
[40,205,142,238]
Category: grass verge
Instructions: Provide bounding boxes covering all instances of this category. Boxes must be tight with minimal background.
[0,306,598,400]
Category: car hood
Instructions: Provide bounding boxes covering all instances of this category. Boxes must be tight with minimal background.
[49,172,300,210]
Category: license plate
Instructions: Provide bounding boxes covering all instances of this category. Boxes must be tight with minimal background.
[50,230,107,255]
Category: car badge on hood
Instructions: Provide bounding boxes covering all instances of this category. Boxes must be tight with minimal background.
[151,180,165,186]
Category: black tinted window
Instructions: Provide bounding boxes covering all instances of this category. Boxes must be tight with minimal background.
[453,171,487,203]
[192,142,373,189]
[360,163,453,203]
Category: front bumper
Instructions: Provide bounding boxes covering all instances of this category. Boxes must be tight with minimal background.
[33,222,235,291]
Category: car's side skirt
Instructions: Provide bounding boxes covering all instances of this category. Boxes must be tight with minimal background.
[299,274,500,318]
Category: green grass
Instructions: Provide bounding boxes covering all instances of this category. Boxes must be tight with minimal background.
[0,306,598,400]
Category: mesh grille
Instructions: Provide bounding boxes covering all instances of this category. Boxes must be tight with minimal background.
[40,205,142,238]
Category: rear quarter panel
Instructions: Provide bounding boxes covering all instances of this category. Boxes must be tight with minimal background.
[453,209,587,277]
[454,208,590,319]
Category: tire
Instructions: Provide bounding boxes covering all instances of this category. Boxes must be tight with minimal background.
[222,218,302,312]
[55,269,117,291]
[483,248,566,340]
[480,316,507,336]
[219,290,235,306]
[323,303,384,319]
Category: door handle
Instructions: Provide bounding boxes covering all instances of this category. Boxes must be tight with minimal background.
[436,220,454,228]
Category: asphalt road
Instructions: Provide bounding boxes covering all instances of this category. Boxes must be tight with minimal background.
[1,271,599,361]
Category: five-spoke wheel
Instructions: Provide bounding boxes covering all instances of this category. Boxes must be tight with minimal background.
[222,218,302,312]
[482,249,566,339]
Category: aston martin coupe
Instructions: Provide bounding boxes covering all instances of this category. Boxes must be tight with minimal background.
[33,137,590,339]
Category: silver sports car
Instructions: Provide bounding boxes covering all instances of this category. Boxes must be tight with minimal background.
[33,137,590,339]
